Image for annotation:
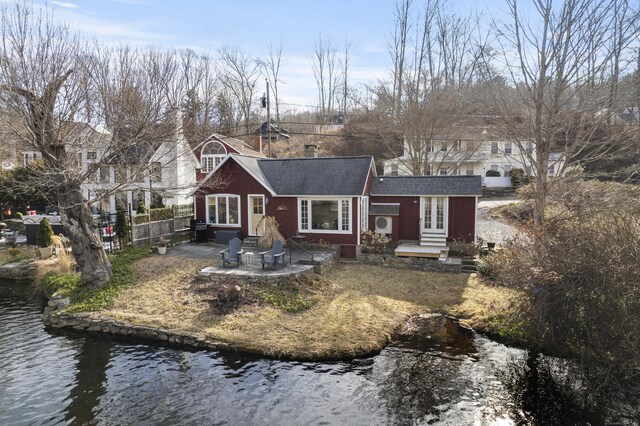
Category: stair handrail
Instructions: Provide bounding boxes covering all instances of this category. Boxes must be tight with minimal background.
[288,237,314,264]
[255,215,266,237]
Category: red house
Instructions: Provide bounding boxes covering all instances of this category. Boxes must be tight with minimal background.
[193,154,482,258]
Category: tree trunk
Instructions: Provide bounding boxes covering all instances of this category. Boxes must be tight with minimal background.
[59,187,112,289]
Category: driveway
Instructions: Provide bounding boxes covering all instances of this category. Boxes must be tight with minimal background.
[476,199,519,244]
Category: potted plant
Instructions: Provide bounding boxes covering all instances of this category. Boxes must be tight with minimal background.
[156,236,167,255]
[37,217,55,258]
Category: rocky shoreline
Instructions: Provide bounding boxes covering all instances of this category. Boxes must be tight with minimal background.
[41,292,385,361]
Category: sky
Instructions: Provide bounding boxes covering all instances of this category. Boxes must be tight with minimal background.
[35,0,491,110]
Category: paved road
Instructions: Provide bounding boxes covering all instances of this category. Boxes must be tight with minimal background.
[476,199,519,244]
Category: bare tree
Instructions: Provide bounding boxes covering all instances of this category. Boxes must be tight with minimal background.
[217,47,260,135]
[492,0,639,232]
[381,0,490,175]
[258,42,284,125]
[0,4,192,288]
[339,40,352,115]
[310,35,340,119]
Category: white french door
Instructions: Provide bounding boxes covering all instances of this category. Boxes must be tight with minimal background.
[421,196,447,234]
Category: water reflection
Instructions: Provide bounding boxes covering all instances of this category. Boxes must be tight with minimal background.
[1,280,634,425]
[64,338,111,424]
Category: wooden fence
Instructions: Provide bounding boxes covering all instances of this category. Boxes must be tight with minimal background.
[131,204,193,246]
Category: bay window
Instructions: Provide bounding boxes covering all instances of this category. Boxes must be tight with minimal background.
[299,198,351,232]
[207,194,240,226]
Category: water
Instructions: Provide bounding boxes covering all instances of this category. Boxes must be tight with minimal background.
[0,279,630,425]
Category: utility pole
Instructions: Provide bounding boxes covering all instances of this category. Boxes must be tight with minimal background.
[266,78,272,158]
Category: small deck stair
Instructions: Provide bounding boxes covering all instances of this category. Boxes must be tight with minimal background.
[243,236,259,247]
[396,233,449,259]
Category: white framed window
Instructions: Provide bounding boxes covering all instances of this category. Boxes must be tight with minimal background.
[466,140,474,151]
[526,141,534,154]
[428,140,435,152]
[439,167,448,176]
[504,165,512,176]
[504,142,512,154]
[98,165,110,183]
[390,164,399,176]
[207,194,241,226]
[548,165,555,176]
[491,164,499,171]
[360,197,369,231]
[424,165,432,176]
[201,141,227,172]
[298,198,351,233]
[454,140,462,151]
[150,162,162,183]
[440,142,447,152]
[490,141,498,154]
[22,151,39,166]
[466,165,474,175]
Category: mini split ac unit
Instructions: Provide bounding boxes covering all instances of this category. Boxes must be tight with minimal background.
[375,216,392,234]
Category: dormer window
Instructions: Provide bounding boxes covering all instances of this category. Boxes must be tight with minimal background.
[201,141,227,172]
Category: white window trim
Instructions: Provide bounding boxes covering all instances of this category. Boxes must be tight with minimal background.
[247,194,265,236]
[206,194,242,227]
[420,196,449,237]
[298,197,352,234]
[360,196,369,232]
[201,141,227,172]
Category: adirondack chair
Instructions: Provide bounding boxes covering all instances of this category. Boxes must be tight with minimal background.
[220,237,244,267]
[260,239,286,269]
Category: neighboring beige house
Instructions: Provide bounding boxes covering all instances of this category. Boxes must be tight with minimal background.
[383,126,565,187]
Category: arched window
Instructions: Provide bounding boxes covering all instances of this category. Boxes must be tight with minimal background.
[201,142,227,172]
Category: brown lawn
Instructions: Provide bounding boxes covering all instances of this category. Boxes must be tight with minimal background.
[103,256,516,360]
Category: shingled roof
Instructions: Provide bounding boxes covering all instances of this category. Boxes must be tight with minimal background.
[370,176,482,196]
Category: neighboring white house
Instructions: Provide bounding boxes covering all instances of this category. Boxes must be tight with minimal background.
[382,127,565,187]
[80,116,199,214]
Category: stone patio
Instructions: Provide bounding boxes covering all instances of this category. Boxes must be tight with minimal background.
[163,242,335,279]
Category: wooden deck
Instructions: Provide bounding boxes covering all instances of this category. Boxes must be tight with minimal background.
[394,243,449,259]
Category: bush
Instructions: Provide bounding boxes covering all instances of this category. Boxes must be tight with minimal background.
[149,207,172,222]
[115,204,131,247]
[486,169,501,177]
[136,202,146,214]
[485,179,640,396]
[509,168,529,188]
[37,217,54,248]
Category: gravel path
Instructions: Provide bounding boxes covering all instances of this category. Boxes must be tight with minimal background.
[476,199,519,244]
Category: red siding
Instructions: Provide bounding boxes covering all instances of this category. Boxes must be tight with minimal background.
[447,197,476,243]
[369,196,477,243]
[369,196,421,241]
[270,196,358,246]
[195,157,271,238]
[195,157,359,253]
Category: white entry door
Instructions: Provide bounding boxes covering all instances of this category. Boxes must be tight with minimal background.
[248,195,265,236]
[421,196,447,234]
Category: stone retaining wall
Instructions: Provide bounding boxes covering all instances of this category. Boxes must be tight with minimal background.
[354,253,476,273]
[43,293,235,353]
[0,260,39,282]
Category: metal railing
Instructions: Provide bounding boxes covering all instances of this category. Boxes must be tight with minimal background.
[288,238,314,264]
[255,215,266,237]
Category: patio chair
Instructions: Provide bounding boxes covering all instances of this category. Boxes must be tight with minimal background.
[220,237,244,267]
[260,239,285,269]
